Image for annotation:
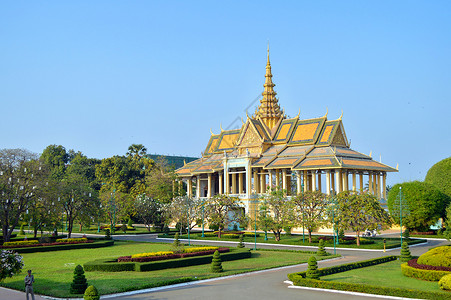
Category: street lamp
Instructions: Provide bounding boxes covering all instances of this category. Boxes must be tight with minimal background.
[97,203,102,233]
[186,196,191,246]
[301,181,305,244]
[201,198,205,238]
[329,191,337,255]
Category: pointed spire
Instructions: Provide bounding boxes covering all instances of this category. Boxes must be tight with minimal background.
[255,45,283,130]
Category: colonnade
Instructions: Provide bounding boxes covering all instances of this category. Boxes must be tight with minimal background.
[180,168,387,200]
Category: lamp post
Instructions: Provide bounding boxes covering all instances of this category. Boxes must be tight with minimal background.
[330,191,336,255]
[301,181,305,244]
[186,196,191,246]
[97,203,102,233]
[201,198,205,238]
[398,187,403,246]
[254,198,258,250]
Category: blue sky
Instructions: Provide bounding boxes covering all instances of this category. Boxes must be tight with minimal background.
[1,1,450,186]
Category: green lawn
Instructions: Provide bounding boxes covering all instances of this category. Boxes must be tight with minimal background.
[322,259,448,295]
[0,240,334,298]
[170,233,425,249]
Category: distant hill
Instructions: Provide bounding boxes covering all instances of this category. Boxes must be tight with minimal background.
[146,154,198,170]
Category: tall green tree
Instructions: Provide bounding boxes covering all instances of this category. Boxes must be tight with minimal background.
[0,149,47,242]
[293,190,329,243]
[334,191,392,246]
[260,188,295,241]
[387,181,450,231]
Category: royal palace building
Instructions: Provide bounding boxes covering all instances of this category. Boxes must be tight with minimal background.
[175,51,397,214]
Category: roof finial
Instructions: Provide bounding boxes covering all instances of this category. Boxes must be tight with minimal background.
[220,123,224,132]
[339,110,343,120]
[210,128,214,136]
[323,107,328,118]
[267,40,270,64]
[296,108,300,118]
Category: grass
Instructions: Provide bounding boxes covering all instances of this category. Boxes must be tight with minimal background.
[0,240,335,298]
[321,259,448,295]
[169,232,425,249]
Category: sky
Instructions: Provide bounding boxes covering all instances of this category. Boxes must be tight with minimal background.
[1,1,450,186]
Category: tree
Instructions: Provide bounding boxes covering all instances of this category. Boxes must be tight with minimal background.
[126,144,147,159]
[238,234,245,248]
[306,256,320,279]
[260,189,295,241]
[0,250,24,282]
[210,250,223,273]
[83,285,100,300]
[387,181,450,232]
[293,190,329,243]
[70,265,88,294]
[40,145,70,180]
[205,194,245,238]
[134,194,162,231]
[0,149,47,243]
[145,157,177,204]
[425,157,451,199]
[165,196,203,234]
[317,239,327,256]
[334,191,392,246]
[400,242,412,262]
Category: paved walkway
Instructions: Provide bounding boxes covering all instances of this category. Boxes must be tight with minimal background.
[1,232,447,300]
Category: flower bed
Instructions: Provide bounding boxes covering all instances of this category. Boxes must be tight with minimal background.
[1,238,92,249]
[118,247,229,263]
[408,258,451,272]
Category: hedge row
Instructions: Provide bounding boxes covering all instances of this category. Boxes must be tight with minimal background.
[2,240,39,247]
[287,256,397,281]
[84,248,251,272]
[408,258,451,272]
[119,248,229,263]
[290,277,449,299]
[10,240,114,253]
[401,263,451,282]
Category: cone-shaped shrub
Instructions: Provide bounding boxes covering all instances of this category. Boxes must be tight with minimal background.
[83,285,100,300]
[317,239,327,256]
[70,265,88,294]
[211,250,223,273]
[400,241,412,262]
[403,229,410,239]
[237,234,245,248]
[19,223,25,235]
[306,256,320,280]
[171,232,184,253]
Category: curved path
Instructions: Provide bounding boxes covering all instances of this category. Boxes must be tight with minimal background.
[108,234,446,300]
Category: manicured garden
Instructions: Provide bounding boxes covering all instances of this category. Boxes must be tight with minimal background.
[167,232,426,249]
[0,240,337,298]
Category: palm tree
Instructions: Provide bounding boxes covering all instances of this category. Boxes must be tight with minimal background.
[126,144,147,158]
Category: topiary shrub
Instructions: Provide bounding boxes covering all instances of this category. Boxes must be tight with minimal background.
[83,285,100,300]
[70,265,88,294]
[439,273,451,290]
[317,239,327,256]
[425,157,451,199]
[120,224,127,233]
[403,229,410,239]
[19,223,25,235]
[211,250,223,273]
[400,242,412,262]
[417,246,451,267]
[237,234,245,248]
[338,229,345,240]
[171,233,184,254]
[306,256,320,280]
[105,229,111,239]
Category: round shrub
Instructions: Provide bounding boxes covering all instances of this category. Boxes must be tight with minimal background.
[425,157,451,199]
[418,246,451,267]
[439,273,451,291]
[83,285,100,300]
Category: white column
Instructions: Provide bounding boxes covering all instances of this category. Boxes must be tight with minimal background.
[352,171,357,192]
[311,171,317,191]
[282,169,287,191]
[219,173,223,194]
[383,172,387,200]
[297,171,302,195]
[326,170,331,195]
[336,170,342,193]
[303,170,308,192]
[207,174,212,198]
[238,173,243,194]
[359,172,364,192]
[246,165,252,198]
[196,176,201,198]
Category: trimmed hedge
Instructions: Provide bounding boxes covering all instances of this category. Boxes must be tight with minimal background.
[290,277,450,299]
[417,245,451,268]
[84,248,251,272]
[439,274,451,291]
[288,256,397,281]
[408,258,451,272]
[3,240,39,247]
[9,240,114,253]
[120,248,229,263]
[401,262,451,281]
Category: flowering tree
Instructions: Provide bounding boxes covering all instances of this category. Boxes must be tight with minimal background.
[134,194,162,231]
[0,250,24,282]
[260,188,295,241]
[205,194,245,238]
[164,196,203,234]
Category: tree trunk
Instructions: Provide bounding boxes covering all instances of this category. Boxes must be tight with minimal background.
[218,227,222,238]
[274,230,280,241]
[308,230,312,243]
[356,231,360,246]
